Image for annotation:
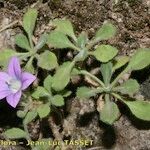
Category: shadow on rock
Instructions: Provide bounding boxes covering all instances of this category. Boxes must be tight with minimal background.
[76,112,96,127]
[0,101,21,127]
[125,107,150,130]
[100,124,117,149]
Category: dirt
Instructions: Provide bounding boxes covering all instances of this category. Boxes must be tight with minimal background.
[0,0,150,150]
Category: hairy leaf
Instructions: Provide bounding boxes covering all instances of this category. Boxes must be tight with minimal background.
[93,45,118,62]
[38,51,58,70]
[113,56,129,71]
[52,19,76,40]
[44,75,53,92]
[4,128,27,139]
[100,62,113,86]
[59,90,72,97]
[100,100,120,125]
[23,8,38,36]
[0,49,17,67]
[95,22,116,40]
[32,86,50,99]
[23,110,38,124]
[51,95,64,106]
[17,110,27,118]
[71,68,80,76]
[123,100,150,121]
[35,33,48,50]
[76,87,97,99]
[77,32,88,48]
[52,61,75,91]
[117,79,139,95]
[24,57,34,74]
[74,49,88,61]
[15,34,31,51]
[37,104,50,118]
[47,31,76,49]
[127,49,150,71]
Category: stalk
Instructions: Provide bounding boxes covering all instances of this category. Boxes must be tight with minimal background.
[80,70,105,87]
[110,68,128,88]
[23,123,34,149]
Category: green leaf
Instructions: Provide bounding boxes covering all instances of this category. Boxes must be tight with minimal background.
[38,51,58,70]
[17,110,27,118]
[51,95,64,106]
[35,33,48,50]
[0,49,17,67]
[4,128,27,139]
[93,45,118,62]
[100,100,120,125]
[44,75,53,92]
[76,87,97,99]
[117,79,140,95]
[127,49,150,71]
[23,110,38,124]
[59,90,72,97]
[95,22,116,40]
[52,19,76,40]
[100,62,113,86]
[52,61,75,91]
[23,8,38,36]
[24,56,35,74]
[71,68,80,76]
[77,32,88,48]
[74,49,88,62]
[15,34,31,51]
[37,104,50,118]
[113,56,129,71]
[47,31,77,49]
[32,86,50,99]
[123,100,150,121]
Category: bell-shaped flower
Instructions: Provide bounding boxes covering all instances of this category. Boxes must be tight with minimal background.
[0,57,36,108]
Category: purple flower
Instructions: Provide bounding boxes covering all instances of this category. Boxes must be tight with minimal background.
[0,57,36,108]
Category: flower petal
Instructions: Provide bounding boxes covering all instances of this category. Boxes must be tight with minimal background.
[21,72,36,90]
[0,72,11,82]
[8,57,21,79]
[0,81,11,99]
[6,91,22,108]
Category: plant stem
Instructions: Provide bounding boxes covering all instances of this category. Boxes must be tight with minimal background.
[112,86,123,92]
[88,51,94,55]
[23,123,34,150]
[111,93,124,102]
[105,94,110,103]
[110,68,128,88]
[86,38,100,50]
[80,70,105,87]
[28,35,34,50]
[92,87,105,94]
[72,45,81,52]
[18,52,32,60]
[72,34,78,43]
